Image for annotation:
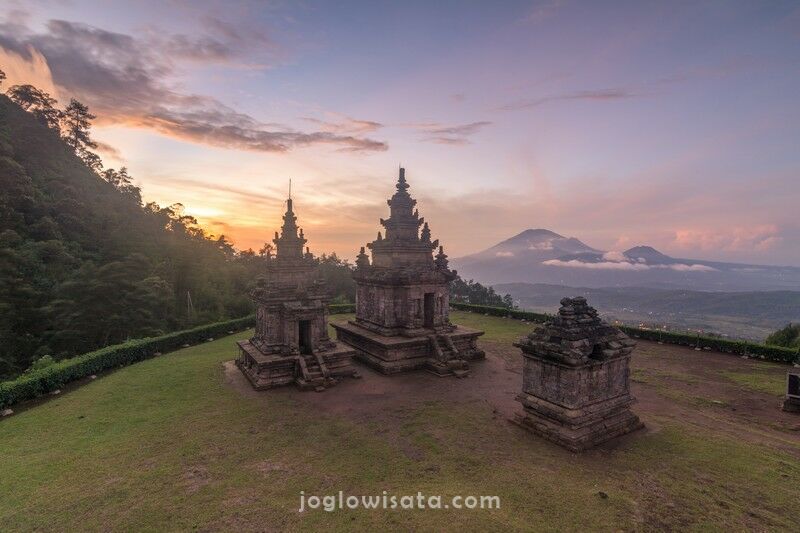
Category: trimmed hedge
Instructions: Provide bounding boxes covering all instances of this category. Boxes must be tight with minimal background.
[1,303,359,409]
[329,303,356,314]
[451,302,550,323]
[0,316,255,408]
[451,303,800,365]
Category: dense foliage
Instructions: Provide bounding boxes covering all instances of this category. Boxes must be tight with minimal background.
[0,73,505,379]
[0,86,358,379]
[765,323,800,349]
[450,277,513,308]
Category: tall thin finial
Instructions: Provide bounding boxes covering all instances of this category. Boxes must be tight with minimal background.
[289,178,292,199]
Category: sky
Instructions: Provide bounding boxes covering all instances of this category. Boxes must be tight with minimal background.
[1,0,799,265]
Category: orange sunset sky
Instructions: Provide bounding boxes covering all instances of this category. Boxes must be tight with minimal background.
[1,0,798,264]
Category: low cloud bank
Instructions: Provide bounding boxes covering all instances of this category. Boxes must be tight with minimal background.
[542,259,717,272]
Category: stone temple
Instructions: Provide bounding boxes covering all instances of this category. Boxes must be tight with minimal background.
[332,168,484,376]
[513,297,643,451]
[236,197,359,391]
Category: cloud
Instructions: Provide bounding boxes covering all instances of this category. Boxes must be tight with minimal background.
[411,120,492,145]
[602,250,627,262]
[522,0,565,24]
[673,225,784,252]
[496,89,635,112]
[302,114,383,135]
[152,14,276,66]
[0,18,388,153]
[528,241,554,250]
[542,259,717,272]
[495,251,515,257]
[0,43,58,96]
[94,140,123,160]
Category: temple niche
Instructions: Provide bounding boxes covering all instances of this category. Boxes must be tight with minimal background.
[332,167,484,377]
[236,197,359,391]
[513,297,643,451]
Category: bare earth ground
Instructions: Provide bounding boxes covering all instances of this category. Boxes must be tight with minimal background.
[1,312,799,532]
[224,338,800,468]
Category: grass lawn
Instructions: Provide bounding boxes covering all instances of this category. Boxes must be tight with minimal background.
[1,311,798,531]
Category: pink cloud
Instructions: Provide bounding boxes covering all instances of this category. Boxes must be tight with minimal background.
[543,259,716,272]
[673,225,783,252]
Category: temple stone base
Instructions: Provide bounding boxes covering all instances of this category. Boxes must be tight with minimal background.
[783,397,800,413]
[513,297,644,451]
[512,352,644,452]
[236,340,359,391]
[331,321,484,377]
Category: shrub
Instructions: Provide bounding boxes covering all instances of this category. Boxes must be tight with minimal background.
[27,355,56,373]
[765,323,800,349]
[329,303,356,314]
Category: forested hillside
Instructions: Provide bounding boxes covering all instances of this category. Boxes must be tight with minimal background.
[0,92,270,378]
[0,79,508,380]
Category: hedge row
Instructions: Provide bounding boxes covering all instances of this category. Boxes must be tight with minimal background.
[451,302,551,323]
[0,316,255,408]
[0,304,360,409]
[329,303,356,314]
[451,303,799,365]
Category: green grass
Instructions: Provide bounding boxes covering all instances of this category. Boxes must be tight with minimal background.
[1,314,798,531]
[329,311,531,343]
[721,367,787,396]
[448,310,531,343]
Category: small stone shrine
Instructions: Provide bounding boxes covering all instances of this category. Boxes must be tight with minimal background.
[784,372,800,413]
[236,197,359,391]
[513,297,643,451]
[332,168,484,376]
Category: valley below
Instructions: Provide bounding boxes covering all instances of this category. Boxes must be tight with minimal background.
[495,283,800,341]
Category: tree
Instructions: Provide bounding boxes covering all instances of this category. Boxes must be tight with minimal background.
[316,253,356,302]
[102,167,141,203]
[0,68,6,87]
[60,98,105,173]
[449,276,512,308]
[61,98,97,152]
[7,84,61,129]
[765,323,800,348]
[81,151,104,173]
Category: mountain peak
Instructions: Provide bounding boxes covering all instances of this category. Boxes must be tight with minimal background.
[623,246,673,263]
[501,228,564,244]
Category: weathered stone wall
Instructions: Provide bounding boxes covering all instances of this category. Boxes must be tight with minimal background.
[522,355,632,410]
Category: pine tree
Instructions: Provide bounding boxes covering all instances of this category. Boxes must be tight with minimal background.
[7,84,61,129]
[61,98,97,152]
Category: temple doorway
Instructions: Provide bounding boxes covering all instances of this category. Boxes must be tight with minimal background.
[424,293,435,328]
[299,320,312,354]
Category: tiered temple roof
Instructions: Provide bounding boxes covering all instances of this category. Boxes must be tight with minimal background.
[515,297,635,366]
[360,167,453,275]
[255,197,319,298]
[271,198,309,262]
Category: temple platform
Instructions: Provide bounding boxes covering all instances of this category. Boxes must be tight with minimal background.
[236,339,359,391]
[331,320,484,377]
[512,384,644,452]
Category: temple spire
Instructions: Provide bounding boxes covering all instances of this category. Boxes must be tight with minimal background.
[273,194,306,259]
[396,167,409,192]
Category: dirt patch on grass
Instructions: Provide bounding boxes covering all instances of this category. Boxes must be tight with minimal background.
[181,465,211,494]
[223,339,799,458]
[631,341,800,452]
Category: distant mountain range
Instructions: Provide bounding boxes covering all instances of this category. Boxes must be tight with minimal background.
[453,229,800,291]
